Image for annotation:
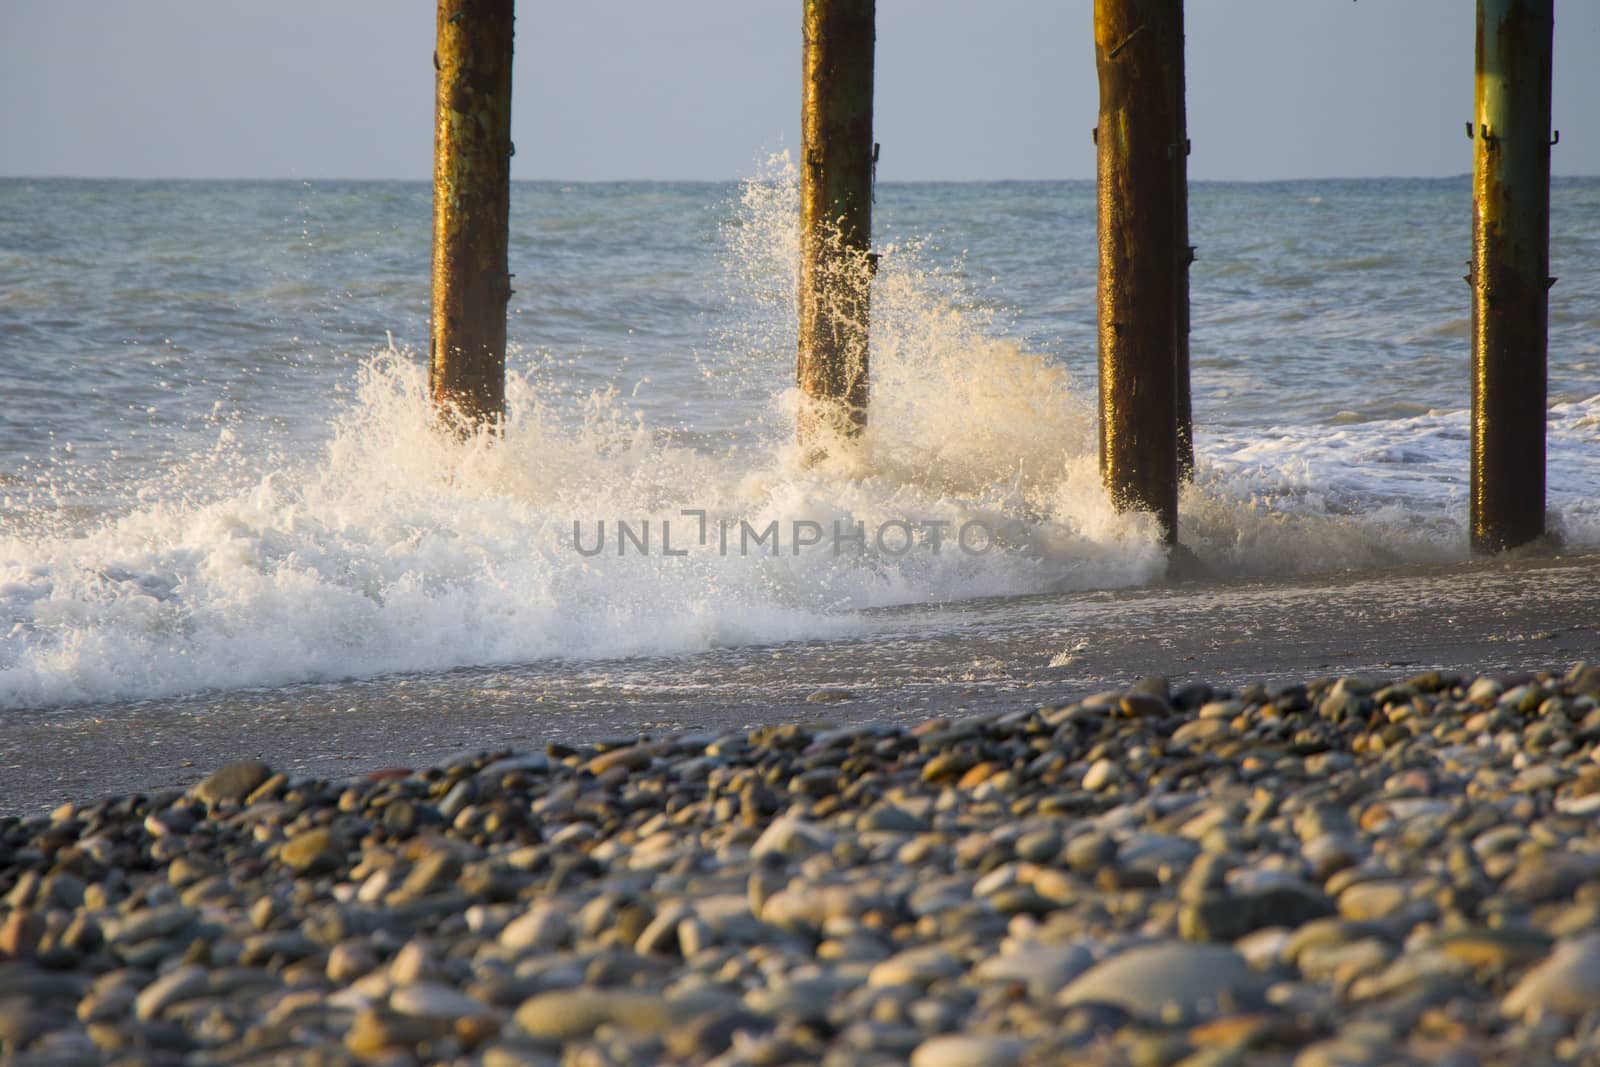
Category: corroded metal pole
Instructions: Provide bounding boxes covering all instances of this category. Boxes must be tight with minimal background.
[1469,0,1553,553]
[430,0,514,431]
[1174,3,1195,482]
[798,0,875,445]
[1095,0,1183,544]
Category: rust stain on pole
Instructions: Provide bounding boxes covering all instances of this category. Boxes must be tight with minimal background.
[430,0,514,432]
[798,0,875,448]
[1095,0,1183,545]
[1470,0,1552,553]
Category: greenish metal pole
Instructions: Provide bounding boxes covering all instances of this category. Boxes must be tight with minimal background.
[430,0,514,431]
[798,0,875,447]
[1469,0,1552,553]
[1095,0,1183,545]
[1174,3,1195,482]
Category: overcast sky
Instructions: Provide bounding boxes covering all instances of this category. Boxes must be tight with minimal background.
[4,1,1597,182]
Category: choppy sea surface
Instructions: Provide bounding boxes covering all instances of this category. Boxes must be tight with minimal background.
[2,167,1597,711]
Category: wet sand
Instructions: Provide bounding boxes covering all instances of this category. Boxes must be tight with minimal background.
[3,550,1598,815]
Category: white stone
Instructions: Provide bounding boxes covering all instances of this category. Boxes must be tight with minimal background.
[1502,934,1600,1019]
[500,904,571,952]
[1058,942,1266,1018]
[910,1035,1029,1067]
[391,981,496,1020]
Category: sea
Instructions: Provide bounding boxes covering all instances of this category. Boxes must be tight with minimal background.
[2,164,1598,714]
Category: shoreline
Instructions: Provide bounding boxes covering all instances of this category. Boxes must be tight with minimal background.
[4,550,1599,817]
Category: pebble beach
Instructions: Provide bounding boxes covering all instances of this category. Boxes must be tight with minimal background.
[6,665,1600,1065]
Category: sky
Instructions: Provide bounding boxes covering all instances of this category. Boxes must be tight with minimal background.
[3,1,1597,182]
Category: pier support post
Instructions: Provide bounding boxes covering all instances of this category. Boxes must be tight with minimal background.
[430,0,515,431]
[1174,3,1194,482]
[798,0,875,447]
[1094,0,1184,544]
[1469,0,1553,553]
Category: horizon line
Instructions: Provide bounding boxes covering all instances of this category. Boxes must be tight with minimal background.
[14,171,1596,185]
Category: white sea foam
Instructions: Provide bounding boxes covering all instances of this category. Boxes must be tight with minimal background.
[3,165,1597,710]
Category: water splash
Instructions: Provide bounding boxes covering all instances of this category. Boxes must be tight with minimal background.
[4,167,1598,710]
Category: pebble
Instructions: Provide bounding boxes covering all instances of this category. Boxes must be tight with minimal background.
[279,828,342,874]
[1059,942,1267,1020]
[390,981,495,1021]
[133,965,208,1021]
[192,759,273,806]
[972,943,1093,994]
[514,989,673,1040]
[867,946,964,988]
[910,1034,1029,1067]
[1501,934,1600,1019]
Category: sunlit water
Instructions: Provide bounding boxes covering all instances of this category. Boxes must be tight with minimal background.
[2,165,1597,710]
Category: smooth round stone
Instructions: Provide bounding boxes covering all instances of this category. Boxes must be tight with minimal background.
[482,1046,560,1067]
[515,989,672,1040]
[1501,934,1600,1019]
[326,940,376,985]
[971,943,1092,995]
[391,981,496,1021]
[193,760,273,806]
[635,902,693,955]
[1065,832,1117,872]
[910,1034,1028,1067]
[500,905,571,952]
[1013,830,1062,864]
[665,1008,773,1059]
[1058,942,1266,1020]
[345,1010,447,1056]
[0,909,44,960]
[279,829,341,875]
[1082,759,1125,792]
[134,965,208,1022]
[388,941,438,985]
[868,946,964,989]
[750,816,836,860]
[1181,885,1335,943]
[1119,694,1171,718]
[859,804,927,834]
[1432,927,1551,969]
[1117,833,1200,870]
[743,976,849,1020]
[988,886,1056,917]
[106,905,194,946]
[1336,881,1412,922]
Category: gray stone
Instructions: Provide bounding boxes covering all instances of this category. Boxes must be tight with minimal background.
[972,943,1093,995]
[391,981,496,1020]
[750,816,836,860]
[1181,885,1335,943]
[1501,934,1600,1020]
[1058,942,1267,1019]
[193,760,273,805]
[868,946,964,988]
[500,904,571,952]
